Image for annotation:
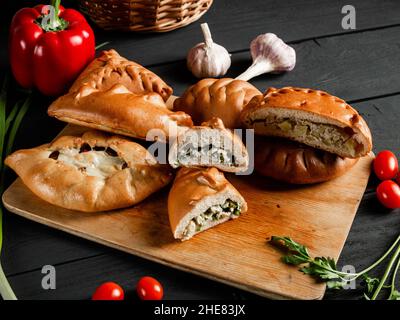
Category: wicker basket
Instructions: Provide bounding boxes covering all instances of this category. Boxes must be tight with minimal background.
[79,0,214,32]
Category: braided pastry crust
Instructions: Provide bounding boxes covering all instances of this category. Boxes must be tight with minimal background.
[174,78,261,128]
[70,49,173,101]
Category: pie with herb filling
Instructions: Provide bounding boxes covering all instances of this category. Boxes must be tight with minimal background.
[168,117,249,173]
[168,167,247,241]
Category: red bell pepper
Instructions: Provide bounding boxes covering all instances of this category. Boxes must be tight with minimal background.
[9,0,95,96]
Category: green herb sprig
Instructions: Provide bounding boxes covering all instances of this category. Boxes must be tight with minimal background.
[271,235,400,299]
[0,76,32,300]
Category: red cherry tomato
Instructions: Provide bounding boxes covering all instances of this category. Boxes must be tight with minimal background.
[376,180,400,209]
[373,150,398,180]
[136,276,163,300]
[92,282,124,300]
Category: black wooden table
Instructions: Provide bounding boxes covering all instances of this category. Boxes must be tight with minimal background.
[1,0,399,300]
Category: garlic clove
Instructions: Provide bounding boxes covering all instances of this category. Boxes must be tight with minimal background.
[251,33,296,72]
[236,33,296,81]
[187,23,231,79]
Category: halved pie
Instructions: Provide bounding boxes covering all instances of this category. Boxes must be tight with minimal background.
[168,118,249,173]
[168,167,247,241]
[241,87,372,158]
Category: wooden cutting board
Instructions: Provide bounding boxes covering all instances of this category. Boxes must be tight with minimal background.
[2,125,373,300]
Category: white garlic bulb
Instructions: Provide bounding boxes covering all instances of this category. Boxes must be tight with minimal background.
[187,23,231,78]
[236,33,296,81]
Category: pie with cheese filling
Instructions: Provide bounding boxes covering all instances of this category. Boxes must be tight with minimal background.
[5,130,173,212]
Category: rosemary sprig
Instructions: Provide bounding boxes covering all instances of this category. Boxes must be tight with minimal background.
[271,235,400,297]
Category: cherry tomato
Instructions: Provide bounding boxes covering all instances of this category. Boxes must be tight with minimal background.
[373,150,398,180]
[376,180,400,209]
[136,276,163,300]
[92,282,124,300]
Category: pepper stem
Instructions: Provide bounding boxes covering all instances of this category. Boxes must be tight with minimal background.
[201,23,214,47]
[50,0,62,28]
[39,0,68,32]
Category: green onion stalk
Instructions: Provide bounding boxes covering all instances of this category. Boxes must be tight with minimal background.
[0,77,32,300]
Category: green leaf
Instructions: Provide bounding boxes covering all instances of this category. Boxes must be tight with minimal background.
[5,95,32,157]
[5,99,22,134]
[270,236,310,260]
[362,274,380,294]
[282,254,309,265]
[0,76,18,300]
[389,290,400,300]
[301,256,342,280]
[0,77,8,252]
[95,41,110,50]
[301,264,339,280]
[364,292,371,300]
[327,280,346,290]
[272,234,400,299]
[0,77,7,168]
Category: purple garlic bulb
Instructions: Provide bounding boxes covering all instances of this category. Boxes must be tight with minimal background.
[236,33,296,81]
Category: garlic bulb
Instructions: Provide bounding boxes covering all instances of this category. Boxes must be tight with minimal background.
[236,33,296,81]
[187,23,231,78]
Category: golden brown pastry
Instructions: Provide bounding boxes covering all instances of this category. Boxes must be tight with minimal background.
[254,137,359,184]
[48,84,192,142]
[168,167,247,241]
[240,87,372,158]
[5,131,173,212]
[70,49,173,101]
[168,118,249,173]
[174,78,261,128]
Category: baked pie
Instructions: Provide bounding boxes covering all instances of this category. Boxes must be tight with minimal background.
[174,78,261,128]
[254,137,359,184]
[5,130,173,212]
[168,118,249,173]
[240,87,372,158]
[168,167,247,241]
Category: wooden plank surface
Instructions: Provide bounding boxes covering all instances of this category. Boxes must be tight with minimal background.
[1,0,399,300]
[145,26,400,101]
[75,0,400,66]
[3,93,398,300]
[3,124,373,299]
